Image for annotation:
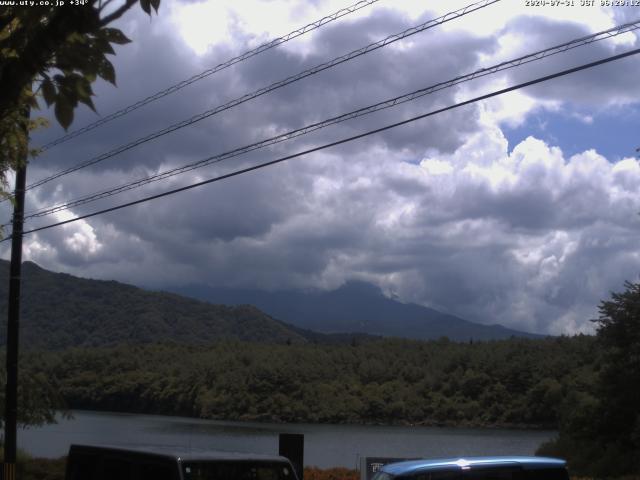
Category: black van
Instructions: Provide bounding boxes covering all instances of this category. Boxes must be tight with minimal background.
[65,444,300,480]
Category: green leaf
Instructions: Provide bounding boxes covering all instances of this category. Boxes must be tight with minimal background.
[98,57,116,85]
[78,95,96,113]
[100,28,131,45]
[29,146,42,159]
[66,32,86,44]
[140,0,151,15]
[71,50,103,79]
[41,78,56,107]
[75,76,92,97]
[28,117,50,131]
[54,98,74,130]
[55,39,93,72]
[76,78,96,112]
[93,36,115,55]
[57,73,81,108]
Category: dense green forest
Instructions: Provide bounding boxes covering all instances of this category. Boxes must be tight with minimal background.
[21,336,597,428]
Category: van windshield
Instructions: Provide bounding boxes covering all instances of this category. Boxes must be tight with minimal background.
[182,461,295,480]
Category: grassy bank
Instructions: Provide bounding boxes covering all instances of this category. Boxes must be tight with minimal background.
[0,453,66,480]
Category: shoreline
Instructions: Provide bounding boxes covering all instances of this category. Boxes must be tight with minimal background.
[55,408,558,432]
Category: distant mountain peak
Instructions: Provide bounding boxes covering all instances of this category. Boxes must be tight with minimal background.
[333,280,385,296]
[171,281,543,341]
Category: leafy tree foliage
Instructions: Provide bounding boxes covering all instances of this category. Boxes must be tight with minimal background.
[0,1,160,428]
[596,281,640,443]
[538,281,640,478]
[0,349,67,427]
[0,0,160,196]
[23,336,597,429]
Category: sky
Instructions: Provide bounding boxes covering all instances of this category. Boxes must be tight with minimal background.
[2,0,640,336]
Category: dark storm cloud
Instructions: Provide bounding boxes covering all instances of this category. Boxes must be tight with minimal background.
[233,9,495,154]
[21,4,498,235]
[26,4,495,205]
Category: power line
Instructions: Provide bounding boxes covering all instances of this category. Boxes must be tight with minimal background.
[37,0,383,152]
[22,0,500,194]
[8,46,639,241]
[26,0,500,191]
[20,19,640,222]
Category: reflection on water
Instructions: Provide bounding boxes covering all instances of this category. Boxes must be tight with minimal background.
[148,418,277,436]
[19,411,556,469]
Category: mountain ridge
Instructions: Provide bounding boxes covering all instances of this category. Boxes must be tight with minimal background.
[170,280,542,341]
[0,260,541,349]
[0,260,314,349]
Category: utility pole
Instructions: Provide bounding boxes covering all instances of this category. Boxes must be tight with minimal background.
[3,107,29,480]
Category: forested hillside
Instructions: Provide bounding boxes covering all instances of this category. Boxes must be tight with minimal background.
[0,261,310,348]
[24,335,597,428]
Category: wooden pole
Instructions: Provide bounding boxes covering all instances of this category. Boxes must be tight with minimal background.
[3,108,28,480]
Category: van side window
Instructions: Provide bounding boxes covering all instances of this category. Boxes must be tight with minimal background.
[67,452,99,480]
[139,461,178,480]
[183,462,294,480]
[402,467,567,480]
[404,468,521,480]
[522,469,569,480]
[101,456,132,480]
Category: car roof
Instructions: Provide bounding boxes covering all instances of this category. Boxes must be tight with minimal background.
[69,444,291,463]
[381,456,566,476]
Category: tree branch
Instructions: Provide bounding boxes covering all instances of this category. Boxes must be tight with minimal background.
[98,0,116,13]
[99,0,138,27]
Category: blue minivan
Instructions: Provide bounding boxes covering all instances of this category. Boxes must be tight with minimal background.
[372,457,569,480]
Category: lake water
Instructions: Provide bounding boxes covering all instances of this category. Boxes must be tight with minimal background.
[19,411,556,469]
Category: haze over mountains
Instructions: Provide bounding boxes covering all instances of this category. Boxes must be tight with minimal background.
[0,260,540,350]
[172,281,542,341]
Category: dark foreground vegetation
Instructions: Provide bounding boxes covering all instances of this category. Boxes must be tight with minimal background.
[537,282,640,478]
[0,451,65,480]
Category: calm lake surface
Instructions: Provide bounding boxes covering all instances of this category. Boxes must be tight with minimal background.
[19,411,555,469]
